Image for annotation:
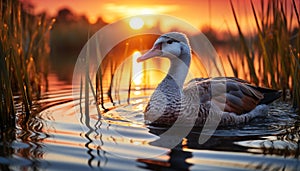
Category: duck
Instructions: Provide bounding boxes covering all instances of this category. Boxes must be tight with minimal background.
[137,32,282,127]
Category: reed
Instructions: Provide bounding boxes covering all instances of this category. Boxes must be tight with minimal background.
[0,0,54,130]
[229,0,300,110]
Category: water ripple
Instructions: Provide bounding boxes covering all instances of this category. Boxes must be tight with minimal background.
[1,73,299,170]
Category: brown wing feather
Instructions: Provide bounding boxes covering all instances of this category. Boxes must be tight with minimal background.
[188,78,264,115]
[225,80,263,114]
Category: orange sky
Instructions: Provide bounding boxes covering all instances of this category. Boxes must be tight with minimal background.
[28,0,296,34]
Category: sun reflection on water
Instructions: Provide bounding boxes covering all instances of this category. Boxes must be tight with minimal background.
[132,51,143,86]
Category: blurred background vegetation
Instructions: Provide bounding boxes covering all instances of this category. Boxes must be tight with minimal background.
[50,8,107,81]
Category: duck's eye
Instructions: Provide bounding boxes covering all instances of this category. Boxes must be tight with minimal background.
[167,40,173,44]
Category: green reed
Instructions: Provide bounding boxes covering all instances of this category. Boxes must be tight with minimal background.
[229,0,300,110]
[0,0,54,130]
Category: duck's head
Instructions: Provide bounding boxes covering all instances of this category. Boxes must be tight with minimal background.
[137,32,191,62]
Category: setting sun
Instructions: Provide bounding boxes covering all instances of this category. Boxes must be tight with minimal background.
[129,17,144,30]
[88,16,97,24]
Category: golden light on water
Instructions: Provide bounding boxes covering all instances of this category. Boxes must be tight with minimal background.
[132,51,143,85]
[129,17,144,30]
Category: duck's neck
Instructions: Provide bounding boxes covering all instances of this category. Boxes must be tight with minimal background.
[145,47,191,121]
[162,49,191,89]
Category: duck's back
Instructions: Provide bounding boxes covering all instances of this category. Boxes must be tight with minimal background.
[185,77,282,115]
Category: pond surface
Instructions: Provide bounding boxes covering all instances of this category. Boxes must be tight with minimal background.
[1,72,300,171]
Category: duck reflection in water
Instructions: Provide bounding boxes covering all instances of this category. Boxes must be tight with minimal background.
[137,147,193,171]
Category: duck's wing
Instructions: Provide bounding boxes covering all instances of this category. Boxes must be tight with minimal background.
[223,79,264,114]
[187,77,251,84]
[185,78,265,115]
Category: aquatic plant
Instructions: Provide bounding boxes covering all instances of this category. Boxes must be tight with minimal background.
[229,0,300,110]
[95,35,157,108]
[0,0,54,130]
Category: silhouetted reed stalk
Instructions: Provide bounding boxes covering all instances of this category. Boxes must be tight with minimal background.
[230,0,259,85]
[107,61,115,105]
[80,53,101,122]
[84,34,102,117]
[127,62,133,104]
[96,68,106,110]
[229,0,300,110]
[0,0,54,130]
[115,61,124,104]
[96,55,117,110]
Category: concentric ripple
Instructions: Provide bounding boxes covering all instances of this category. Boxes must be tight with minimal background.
[0,73,299,170]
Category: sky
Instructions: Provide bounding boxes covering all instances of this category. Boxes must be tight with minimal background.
[27,0,260,33]
[26,0,298,34]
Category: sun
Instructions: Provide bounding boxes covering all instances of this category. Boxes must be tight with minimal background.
[129,17,144,30]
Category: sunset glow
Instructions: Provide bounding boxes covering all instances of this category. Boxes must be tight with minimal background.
[29,0,298,34]
[88,16,97,24]
[28,0,248,33]
[129,17,144,30]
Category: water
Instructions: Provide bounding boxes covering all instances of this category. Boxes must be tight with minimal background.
[1,72,300,171]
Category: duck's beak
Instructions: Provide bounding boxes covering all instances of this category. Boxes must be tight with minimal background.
[137,44,162,62]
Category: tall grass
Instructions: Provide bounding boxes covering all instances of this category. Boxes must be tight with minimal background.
[96,35,157,108]
[0,0,54,130]
[229,0,300,110]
